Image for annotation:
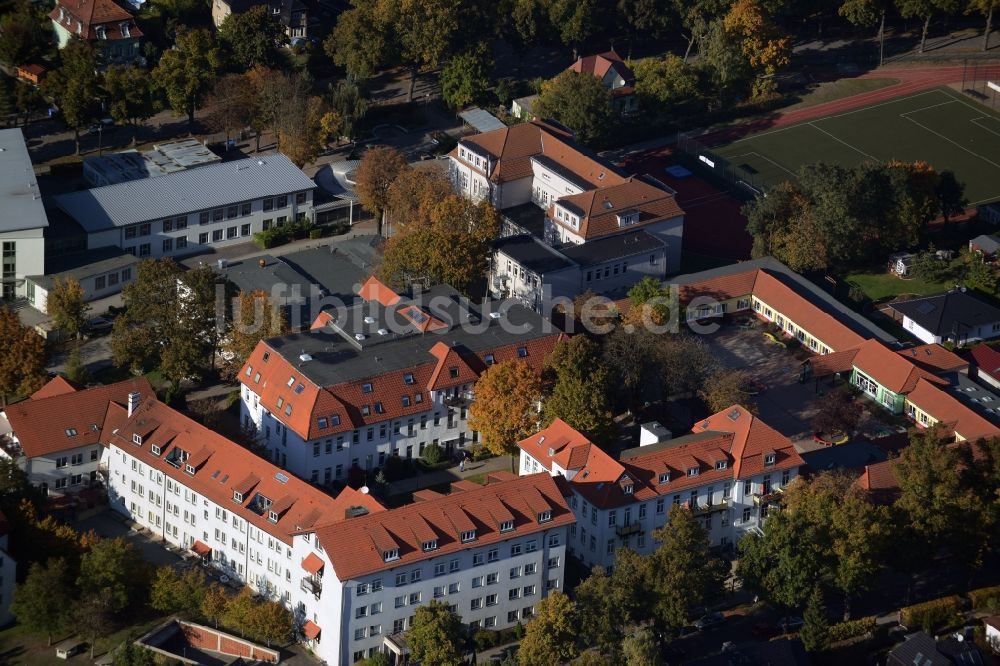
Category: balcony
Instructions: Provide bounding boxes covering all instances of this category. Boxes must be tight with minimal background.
[752,488,783,506]
[443,392,473,408]
[691,498,730,516]
[615,522,643,538]
[300,576,322,597]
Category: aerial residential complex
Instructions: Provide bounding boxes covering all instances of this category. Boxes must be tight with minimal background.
[238,277,564,479]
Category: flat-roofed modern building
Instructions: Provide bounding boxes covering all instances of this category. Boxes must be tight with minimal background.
[0,128,48,300]
[53,154,316,260]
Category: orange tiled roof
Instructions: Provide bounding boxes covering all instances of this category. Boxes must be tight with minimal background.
[969,343,1000,381]
[569,50,635,85]
[677,268,760,306]
[905,378,1000,442]
[552,178,684,241]
[691,404,803,479]
[851,339,947,395]
[357,276,401,307]
[30,375,81,400]
[316,473,573,580]
[108,398,385,544]
[5,378,152,459]
[896,344,967,375]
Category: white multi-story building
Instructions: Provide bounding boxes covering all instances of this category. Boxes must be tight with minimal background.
[239,277,564,480]
[0,376,151,496]
[516,407,805,571]
[106,396,573,666]
[52,154,316,260]
[0,129,48,301]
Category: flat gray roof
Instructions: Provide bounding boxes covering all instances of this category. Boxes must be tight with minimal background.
[0,128,48,233]
[459,108,507,133]
[54,153,316,232]
[26,246,137,290]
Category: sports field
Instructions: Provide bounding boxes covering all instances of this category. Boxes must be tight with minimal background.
[711,87,1000,205]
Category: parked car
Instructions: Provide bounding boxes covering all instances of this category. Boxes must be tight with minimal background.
[86,316,113,336]
[693,612,726,630]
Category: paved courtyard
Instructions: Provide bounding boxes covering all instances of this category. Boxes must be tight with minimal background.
[73,510,184,569]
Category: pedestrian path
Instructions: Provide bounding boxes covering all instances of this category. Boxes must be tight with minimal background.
[386,455,516,496]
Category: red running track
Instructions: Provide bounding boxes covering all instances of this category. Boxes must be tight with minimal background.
[700,64,1000,146]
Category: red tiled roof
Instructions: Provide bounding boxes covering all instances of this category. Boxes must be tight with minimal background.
[358,276,401,307]
[851,339,946,395]
[552,178,684,241]
[691,404,803,479]
[568,50,635,86]
[108,398,385,544]
[302,620,321,640]
[855,460,899,492]
[302,552,325,574]
[49,0,141,41]
[896,344,967,375]
[317,473,573,580]
[969,344,1000,381]
[751,270,866,352]
[803,348,858,376]
[31,375,81,400]
[5,378,152,459]
[905,378,1000,442]
[677,269,759,306]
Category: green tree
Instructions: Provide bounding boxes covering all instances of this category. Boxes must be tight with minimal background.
[546,0,599,57]
[396,0,462,101]
[541,336,615,445]
[247,599,293,646]
[618,0,672,57]
[78,537,150,615]
[723,0,791,99]
[111,640,157,666]
[650,505,727,633]
[324,3,390,81]
[800,585,830,652]
[965,258,1000,296]
[10,557,74,645]
[0,2,44,67]
[630,54,700,113]
[149,566,206,615]
[219,4,285,69]
[440,44,492,110]
[533,70,615,147]
[518,591,578,666]
[571,653,615,666]
[328,79,368,142]
[839,0,888,64]
[222,587,256,637]
[103,65,156,146]
[574,568,623,655]
[698,369,751,415]
[221,290,288,379]
[895,0,962,54]
[64,347,88,384]
[967,0,1000,51]
[43,40,99,154]
[14,79,43,127]
[47,276,90,338]
[407,600,464,666]
[935,170,967,221]
[354,146,408,236]
[468,361,542,459]
[356,654,391,666]
[622,627,662,666]
[671,0,730,61]
[153,28,221,126]
[0,304,47,404]
[200,583,228,628]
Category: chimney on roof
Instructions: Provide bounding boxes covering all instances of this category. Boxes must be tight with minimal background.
[127,391,140,417]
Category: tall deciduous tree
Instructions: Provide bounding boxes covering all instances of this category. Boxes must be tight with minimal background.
[575,552,653,656]
[407,600,465,666]
[0,304,47,404]
[10,557,74,645]
[671,0,730,62]
[0,2,45,67]
[324,3,390,81]
[327,79,368,143]
[103,65,156,146]
[967,0,1000,51]
[204,73,253,142]
[354,146,408,236]
[153,28,221,126]
[43,40,99,154]
[385,169,455,231]
[248,599,293,646]
[895,0,961,54]
[630,55,700,113]
[219,4,285,69]
[222,587,256,637]
[468,361,542,459]
[723,0,791,99]
[617,0,672,57]
[541,336,615,445]
[533,70,615,147]
[622,627,663,666]
[222,290,287,379]
[546,0,599,58]
[78,537,150,615]
[201,583,229,628]
[518,591,579,666]
[440,44,492,110]
[839,0,888,64]
[699,369,752,415]
[14,80,43,127]
[47,277,89,339]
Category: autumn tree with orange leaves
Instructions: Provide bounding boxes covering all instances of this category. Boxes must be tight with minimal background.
[468,361,542,461]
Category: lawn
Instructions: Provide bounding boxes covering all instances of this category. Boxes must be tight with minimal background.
[710,87,1000,205]
[846,271,950,302]
[0,614,169,665]
[783,77,900,111]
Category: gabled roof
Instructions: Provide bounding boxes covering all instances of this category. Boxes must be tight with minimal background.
[49,0,141,41]
[886,632,952,666]
[569,50,635,89]
[108,398,385,544]
[889,290,1000,337]
[905,378,1000,441]
[5,378,152,458]
[316,473,573,580]
[852,339,946,395]
[691,405,803,478]
[551,177,684,240]
[30,375,81,400]
[969,343,1000,381]
[897,344,968,375]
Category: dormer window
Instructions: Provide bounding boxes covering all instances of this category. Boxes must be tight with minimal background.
[537,510,552,523]
[449,366,459,378]
[284,404,292,416]
[500,520,514,533]
[268,510,279,523]
[404,373,414,385]
[331,415,341,426]
[374,402,384,414]
[617,210,640,227]
[658,472,669,484]
[151,445,161,456]
[361,405,370,416]
[287,376,295,387]
[362,382,373,393]
[66,428,77,437]
[422,540,437,552]
[383,548,399,562]
[715,460,728,470]
[764,453,776,466]
[517,347,528,358]
[687,467,699,477]
[132,433,142,444]
[185,464,195,475]
[95,25,106,39]
[318,417,328,429]
[402,396,411,407]
[276,397,284,408]
[415,393,423,404]
[485,354,495,365]
[233,491,243,503]
[623,484,634,495]
[245,366,253,377]
[120,21,129,38]
[461,530,476,543]
[262,352,270,363]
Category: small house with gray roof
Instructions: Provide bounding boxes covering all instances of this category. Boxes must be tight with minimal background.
[887,289,1000,345]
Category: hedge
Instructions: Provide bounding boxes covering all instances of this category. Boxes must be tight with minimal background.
[828,616,876,642]
[900,595,963,632]
[968,586,1000,612]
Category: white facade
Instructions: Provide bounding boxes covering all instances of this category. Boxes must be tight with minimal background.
[0,228,45,300]
[240,383,478,482]
[0,422,102,496]
[26,261,135,314]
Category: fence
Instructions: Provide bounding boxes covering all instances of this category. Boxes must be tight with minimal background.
[960,61,1000,110]
[675,132,771,200]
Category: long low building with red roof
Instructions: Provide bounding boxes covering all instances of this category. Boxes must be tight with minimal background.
[516,406,804,570]
[240,276,564,487]
[107,395,573,666]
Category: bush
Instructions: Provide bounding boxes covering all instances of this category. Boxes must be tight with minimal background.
[900,595,963,632]
[474,629,499,651]
[252,227,291,249]
[308,227,325,239]
[422,443,443,465]
[968,585,1000,612]
[828,616,876,642]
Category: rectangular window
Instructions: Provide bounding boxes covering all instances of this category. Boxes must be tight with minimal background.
[212,229,224,242]
[162,238,173,253]
[241,223,251,236]
[199,233,209,245]
[139,243,150,257]
[241,202,251,216]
